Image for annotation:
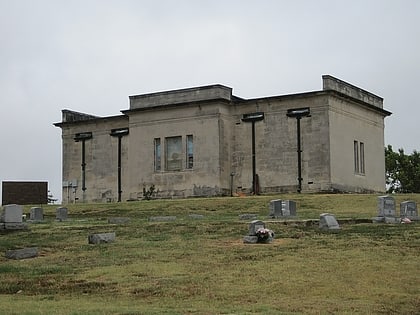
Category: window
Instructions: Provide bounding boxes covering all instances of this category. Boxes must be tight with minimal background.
[354,141,359,173]
[354,140,365,175]
[165,136,182,171]
[186,135,193,169]
[360,142,365,174]
[154,138,161,171]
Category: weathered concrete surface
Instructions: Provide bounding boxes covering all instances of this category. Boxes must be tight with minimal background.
[0,223,28,230]
[5,247,38,260]
[88,232,116,244]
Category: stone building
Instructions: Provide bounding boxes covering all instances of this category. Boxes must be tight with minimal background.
[54,75,391,203]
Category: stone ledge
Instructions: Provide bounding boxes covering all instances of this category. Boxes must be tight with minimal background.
[0,223,29,230]
[5,247,38,260]
[88,232,116,244]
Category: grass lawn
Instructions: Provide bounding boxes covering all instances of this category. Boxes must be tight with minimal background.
[0,194,419,314]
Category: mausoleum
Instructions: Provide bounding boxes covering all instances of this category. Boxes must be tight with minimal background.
[54,75,391,203]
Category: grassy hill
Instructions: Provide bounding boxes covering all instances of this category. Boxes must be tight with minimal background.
[1,194,419,314]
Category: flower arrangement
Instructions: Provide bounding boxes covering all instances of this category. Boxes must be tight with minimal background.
[256,227,274,242]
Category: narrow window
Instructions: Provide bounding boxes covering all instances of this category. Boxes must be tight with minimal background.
[186,135,193,169]
[165,136,182,171]
[360,142,365,174]
[354,140,359,174]
[154,138,161,171]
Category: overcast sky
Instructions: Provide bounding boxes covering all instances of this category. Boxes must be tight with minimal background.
[1,0,419,203]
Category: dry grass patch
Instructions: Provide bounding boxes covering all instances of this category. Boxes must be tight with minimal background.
[0,194,419,314]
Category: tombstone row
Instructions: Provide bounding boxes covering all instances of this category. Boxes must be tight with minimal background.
[374,196,419,223]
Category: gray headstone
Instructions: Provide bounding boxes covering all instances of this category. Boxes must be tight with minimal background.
[30,207,44,221]
[377,196,396,217]
[108,217,131,224]
[88,232,116,244]
[319,213,340,231]
[269,200,297,218]
[56,207,68,221]
[400,201,418,219]
[5,247,38,260]
[281,200,297,217]
[1,204,23,223]
[269,199,282,218]
[248,220,265,236]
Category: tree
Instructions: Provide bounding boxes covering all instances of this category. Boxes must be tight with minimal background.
[385,145,420,193]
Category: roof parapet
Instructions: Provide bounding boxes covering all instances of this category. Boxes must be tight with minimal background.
[61,109,100,123]
[129,84,233,110]
[322,75,383,108]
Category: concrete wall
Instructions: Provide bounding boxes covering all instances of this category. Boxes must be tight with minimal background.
[231,94,331,194]
[328,96,386,192]
[60,116,129,203]
[126,102,227,199]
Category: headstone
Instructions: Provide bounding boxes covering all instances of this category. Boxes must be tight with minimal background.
[88,232,116,244]
[269,200,297,218]
[108,217,131,224]
[377,195,396,217]
[244,220,274,244]
[373,196,399,223]
[5,247,38,260]
[281,200,297,217]
[1,204,23,223]
[248,220,265,236]
[400,201,419,220]
[269,199,282,218]
[149,216,176,222]
[56,207,68,221]
[30,207,44,221]
[319,213,340,231]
